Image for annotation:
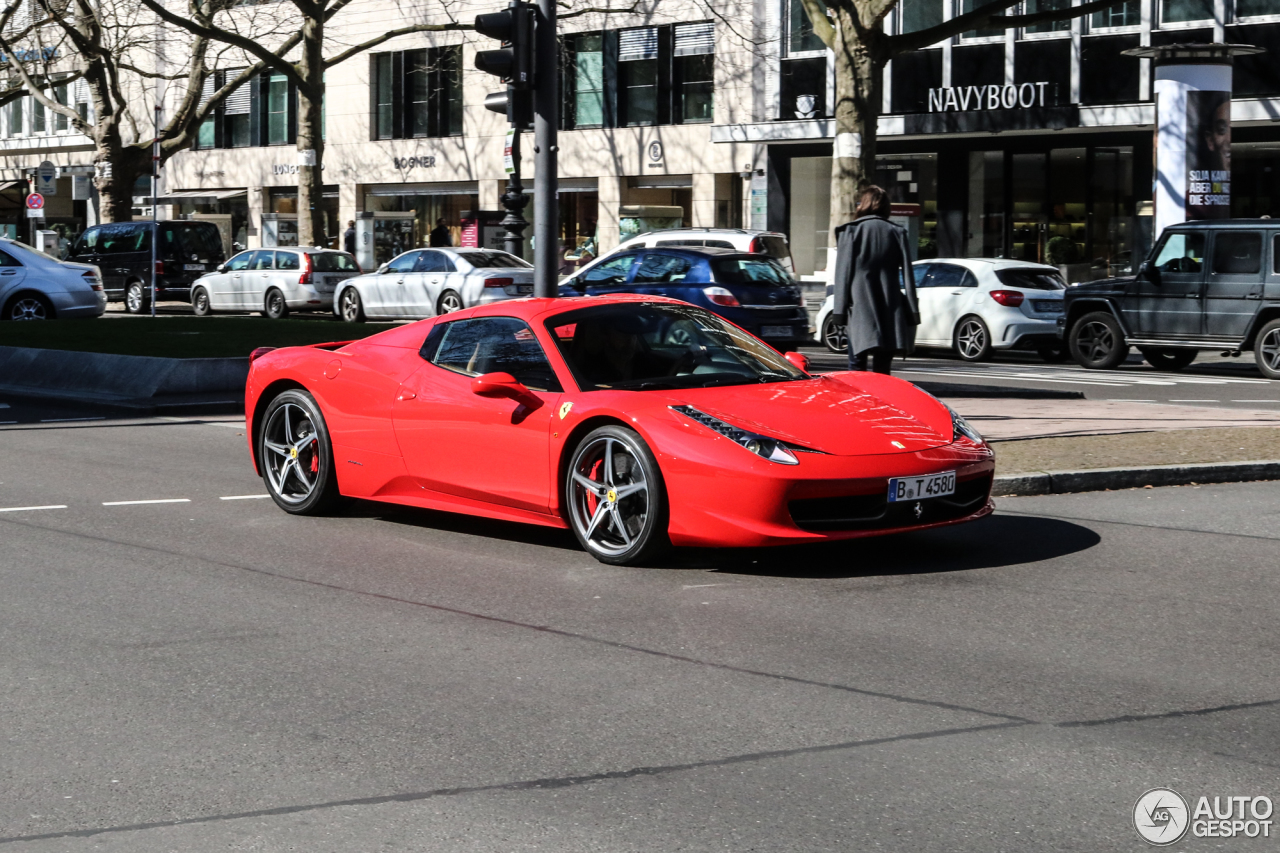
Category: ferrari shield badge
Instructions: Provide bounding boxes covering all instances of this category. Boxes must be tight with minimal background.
[559,402,574,420]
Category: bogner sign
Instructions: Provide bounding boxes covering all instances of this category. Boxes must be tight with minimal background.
[928,82,1051,112]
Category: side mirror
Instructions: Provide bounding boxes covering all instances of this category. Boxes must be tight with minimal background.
[377,263,390,274]
[784,351,810,373]
[216,263,226,273]
[1140,260,1159,284]
[471,372,538,407]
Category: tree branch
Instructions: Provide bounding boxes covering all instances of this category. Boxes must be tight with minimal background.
[887,0,1018,54]
[798,0,835,49]
[988,0,1118,29]
[135,0,307,87]
[323,21,466,69]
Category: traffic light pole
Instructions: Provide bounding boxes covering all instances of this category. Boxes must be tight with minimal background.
[501,128,528,258]
[532,0,557,298]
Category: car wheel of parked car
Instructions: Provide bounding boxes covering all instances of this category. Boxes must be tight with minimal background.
[1037,346,1069,363]
[437,290,464,315]
[4,292,53,321]
[1255,319,1280,380]
[1139,346,1198,371]
[338,288,365,323]
[258,389,343,515]
[1069,311,1130,370]
[263,288,289,320]
[565,425,670,567]
[954,316,993,362]
[125,281,149,314]
[191,286,212,317]
[821,314,848,353]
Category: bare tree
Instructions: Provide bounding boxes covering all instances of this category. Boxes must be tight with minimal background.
[797,0,1121,227]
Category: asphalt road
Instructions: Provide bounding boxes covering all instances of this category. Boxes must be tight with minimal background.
[1,414,1277,851]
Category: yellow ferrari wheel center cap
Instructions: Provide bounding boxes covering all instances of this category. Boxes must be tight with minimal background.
[606,489,618,503]
[290,447,299,459]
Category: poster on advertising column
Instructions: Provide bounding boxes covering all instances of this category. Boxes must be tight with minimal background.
[1185,90,1231,220]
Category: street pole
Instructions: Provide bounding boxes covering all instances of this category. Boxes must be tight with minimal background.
[532,0,557,297]
[501,127,529,258]
[151,102,160,318]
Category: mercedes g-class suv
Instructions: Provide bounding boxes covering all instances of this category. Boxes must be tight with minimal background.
[1061,220,1280,379]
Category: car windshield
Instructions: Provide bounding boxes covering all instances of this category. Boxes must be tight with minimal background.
[312,252,359,272]
[547,303,808,391]
[994,269,1066,290]
[458,251,531,269]
[713,258,794,286]
[163,224,223,259]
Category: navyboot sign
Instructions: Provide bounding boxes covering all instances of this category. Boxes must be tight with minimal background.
[928,82,1051,112]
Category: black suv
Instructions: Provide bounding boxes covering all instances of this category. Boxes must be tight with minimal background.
[1062,220,1280,379]
[67,220,226,313]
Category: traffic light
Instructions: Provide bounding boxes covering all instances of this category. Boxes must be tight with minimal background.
[474,1,535,89]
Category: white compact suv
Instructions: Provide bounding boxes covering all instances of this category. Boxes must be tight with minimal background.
[816,258,1067,362]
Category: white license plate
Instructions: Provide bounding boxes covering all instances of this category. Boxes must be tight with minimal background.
[517,284,533,294]
[888,471,956,502]
[760,325,793,338]
[183,263,205,271]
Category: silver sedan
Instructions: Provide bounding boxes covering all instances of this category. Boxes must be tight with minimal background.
[335,248,533,322]
[0,238,105,321]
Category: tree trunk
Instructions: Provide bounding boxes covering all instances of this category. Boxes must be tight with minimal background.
[296,15,326,248]
[94,141,147,224]
[829,11,884,233]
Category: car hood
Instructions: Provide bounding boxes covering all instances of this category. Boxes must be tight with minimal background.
[659,373,953,456]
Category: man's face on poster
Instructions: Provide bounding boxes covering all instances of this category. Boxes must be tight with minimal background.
[1205,101,1231,171]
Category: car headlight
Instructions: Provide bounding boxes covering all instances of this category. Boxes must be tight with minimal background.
[949,405,984,444]
[671,405,799,465]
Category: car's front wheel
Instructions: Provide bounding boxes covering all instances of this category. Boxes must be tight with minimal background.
[1069,311,1129,369]
[565,425,669,566]
[1255,318,1280,380]
[191,286,212,316]
[820,313,848,353]
[258,389,343,515]
[1139,346,1198,371]
[338,287,365,322]
[125,281,149,314]
[954,316,992,362]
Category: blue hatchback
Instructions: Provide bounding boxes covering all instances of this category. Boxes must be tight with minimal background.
[558,247,809,346]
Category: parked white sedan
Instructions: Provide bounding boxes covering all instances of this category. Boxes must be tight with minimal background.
[335,248,534,322]
[816,258,1067,362]
[191,248,361,318]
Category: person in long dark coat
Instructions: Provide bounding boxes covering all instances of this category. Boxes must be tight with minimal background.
[830,185,920,374]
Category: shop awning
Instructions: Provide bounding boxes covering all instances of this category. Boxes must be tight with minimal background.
[0,180,24,193]
[365,181,478,197]
[151,189,246,203]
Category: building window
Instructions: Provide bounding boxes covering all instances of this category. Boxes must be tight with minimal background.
[1161,0,1213,23]
[780,57,826,119]
[618,27,659,126]
[899,0,944,33]
[674,23,714,123]
[1090,0,1140,28]
[370,46,463,140]
[1023,0,1072,34]
[195,76,215,149]
[266,72,290,145]
[787,0,827,52]
[7,99,22,136]
[1234,0,1280,17]
[564,32,605,129]
[962,0,1005,38]
[223,71,253,148]
[54,82,69,132]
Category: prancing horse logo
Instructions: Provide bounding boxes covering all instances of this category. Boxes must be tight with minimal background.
[913,502,923,519]
[559,402,574,420]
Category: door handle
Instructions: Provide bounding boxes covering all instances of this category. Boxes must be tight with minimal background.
[396,278,405,285]
[1,269,14,275]
[950,290,963,295]
[396,391,416,401]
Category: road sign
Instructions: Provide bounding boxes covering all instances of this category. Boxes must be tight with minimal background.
[26,192,44,210]
[36,160,57,195]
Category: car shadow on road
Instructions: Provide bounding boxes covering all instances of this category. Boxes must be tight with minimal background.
[344,500,583,552]
[671,513,1101,578]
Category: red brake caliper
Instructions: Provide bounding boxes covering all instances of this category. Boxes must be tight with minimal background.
[310,439,319,474]
[585,459,603,514]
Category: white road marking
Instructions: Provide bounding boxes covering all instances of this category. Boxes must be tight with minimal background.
[1169,399,1220,403]
[40,417,106,423]
[1232,399,1280,403]
[0,504,67,513]
[1107,399,1157,402]
[219,494,271,500]
[102,499,192,506]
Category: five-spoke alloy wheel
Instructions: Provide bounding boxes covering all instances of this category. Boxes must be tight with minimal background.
[259,390,342,515]
[191,286,212,316]
[339,287,365,322]
[263,288,289,319]
[1069,310,1130,369]
[1256,319,1280,380]
[437,290,464,315]
[566,425,668,566]
[954,316,992,362]
[125,281,149,314]
[821,314,848,353]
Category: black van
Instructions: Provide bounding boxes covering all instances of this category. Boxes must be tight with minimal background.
[67,221,226,313]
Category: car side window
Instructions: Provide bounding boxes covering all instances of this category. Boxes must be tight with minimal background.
[76,228,99,253]
[431,317,563,392]
[912,264,933,286]
[386,252,420,274]
[928,263,966,289]
[656,239,702,247]
[583,254,638,286]
[1211,232,1261,275]
[416,251,452,274]
[97,224,147,255]
[1274,235,1280,274]
[705,240,735,249]
[960,270,980,288]
[225,252,253,272]
[248,251,274,270]
[1153,233,1206,273]
[275,251,301,271]
[0,248,21,267]
[633,253,693,284]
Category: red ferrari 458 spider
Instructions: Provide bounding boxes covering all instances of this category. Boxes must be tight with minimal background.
[245,295,994,565]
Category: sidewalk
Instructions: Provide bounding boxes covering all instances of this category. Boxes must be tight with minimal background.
[949,397,1280,441]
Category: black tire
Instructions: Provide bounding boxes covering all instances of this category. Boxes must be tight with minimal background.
[338,287,365,322]
[437,289,464,315]
[1255,318,1280,380]
[1037,346,1069,363]
[1069,311,1130,370]
[125,280,150,314]
[3,292,54,321]
[1139,346,1198,371]
[954,315,993,362]
[258,389,343,515]
[191,286,212,316]
[263,288,289,319]
[820,313,848,353]
[565,425,670,566]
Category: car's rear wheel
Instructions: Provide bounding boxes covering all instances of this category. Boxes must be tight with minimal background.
[954,316,992,362]
[1069,311,1129,370]
[566,425,669,566]
[1255,319,1280,380]
[1139,346,1198,371]
[258,389,343,515]
[191,286,212,316]
[338,287,365,322]
[125,281,149,314]
[263,288,289,319]
[437,289,463,315]
[820,313,848,353]
[4,292,53,320]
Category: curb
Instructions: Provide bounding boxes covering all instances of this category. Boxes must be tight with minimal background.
[994,460,1280,496]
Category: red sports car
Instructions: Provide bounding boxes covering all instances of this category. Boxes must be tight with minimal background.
[245,295,994,565]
